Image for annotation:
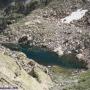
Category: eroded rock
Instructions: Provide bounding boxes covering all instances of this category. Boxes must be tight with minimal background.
[0,50,53,90]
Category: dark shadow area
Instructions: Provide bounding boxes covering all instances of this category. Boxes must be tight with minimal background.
[2,43,88,69]
[0,0,12,8]
[0,0,52,32]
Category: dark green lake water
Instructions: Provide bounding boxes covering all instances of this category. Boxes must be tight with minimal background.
[2,43,87,69]
[20,46,87,69]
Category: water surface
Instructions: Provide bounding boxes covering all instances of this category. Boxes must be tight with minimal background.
[2,43,87,69]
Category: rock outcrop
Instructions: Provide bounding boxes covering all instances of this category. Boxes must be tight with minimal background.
[0,46,53,90]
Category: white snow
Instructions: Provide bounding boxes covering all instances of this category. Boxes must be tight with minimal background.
[61,9,88,24]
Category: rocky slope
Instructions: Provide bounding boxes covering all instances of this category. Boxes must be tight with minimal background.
[0,45,53,90]
[1,0,90,67]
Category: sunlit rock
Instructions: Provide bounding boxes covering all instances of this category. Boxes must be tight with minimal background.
[54,46,64,56]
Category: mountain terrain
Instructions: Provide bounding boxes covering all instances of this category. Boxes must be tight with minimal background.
[0,0,90,90]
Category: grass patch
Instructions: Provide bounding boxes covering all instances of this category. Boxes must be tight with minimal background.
[50,65,73,76]
[67,70,90,90]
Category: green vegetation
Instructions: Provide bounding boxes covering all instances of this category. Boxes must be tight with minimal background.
[50,65,73,75]
[66,70,90,90]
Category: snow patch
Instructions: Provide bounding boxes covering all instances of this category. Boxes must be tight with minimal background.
[61,9,88,24]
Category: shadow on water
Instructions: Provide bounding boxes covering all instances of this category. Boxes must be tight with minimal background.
[2,43,88,69]
[20,46,87,69]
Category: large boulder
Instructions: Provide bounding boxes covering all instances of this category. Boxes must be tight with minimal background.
[32,67,53,90]
[0,52,52,90]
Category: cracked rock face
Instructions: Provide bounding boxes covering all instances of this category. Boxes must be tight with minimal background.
[0,46,53,90]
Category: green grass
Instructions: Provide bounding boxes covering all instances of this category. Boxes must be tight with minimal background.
[67,70,90,90]
[50,65,73,76]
